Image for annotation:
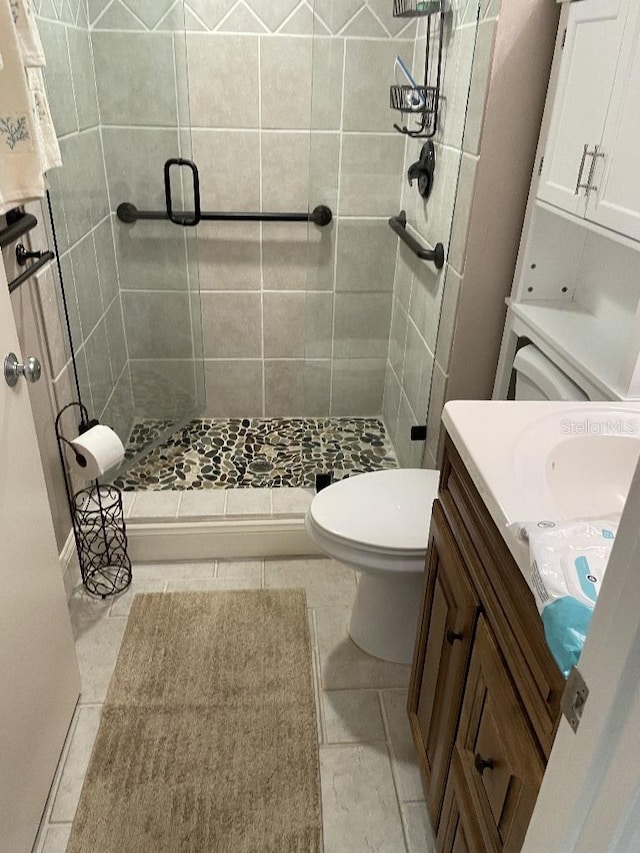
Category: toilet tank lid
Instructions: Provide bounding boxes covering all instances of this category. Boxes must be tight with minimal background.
[309,469,440,551]
[513,345,588,401]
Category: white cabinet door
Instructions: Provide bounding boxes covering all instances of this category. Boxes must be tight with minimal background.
[538,0,627,215]
[0,261,80,852]
[585,2,640,241]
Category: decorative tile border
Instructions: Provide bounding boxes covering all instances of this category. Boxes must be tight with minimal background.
[82,0,415,36]
[113,416,398,490]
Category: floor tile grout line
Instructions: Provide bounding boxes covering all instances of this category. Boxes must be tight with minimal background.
[378,689,413,852]
[47,703,103,828]
[310,608,328,746]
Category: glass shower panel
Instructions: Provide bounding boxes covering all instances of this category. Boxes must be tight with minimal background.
[305,0,481,471]
[100,10,204,472]
[43,2,204,476]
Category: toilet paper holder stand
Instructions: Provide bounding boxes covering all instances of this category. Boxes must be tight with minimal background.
[55,401,132,598]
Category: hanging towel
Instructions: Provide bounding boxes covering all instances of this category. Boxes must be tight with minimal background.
[27,66,61,173]
[0,0,60,214]
[12,0,45,67]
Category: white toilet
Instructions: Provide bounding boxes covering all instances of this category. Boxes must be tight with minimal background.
[306,468,440,664]
[306,345,590,666]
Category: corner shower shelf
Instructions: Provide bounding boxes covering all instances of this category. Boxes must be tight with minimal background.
[391,3,443,138]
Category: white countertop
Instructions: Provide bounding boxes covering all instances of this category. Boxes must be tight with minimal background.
[441,400,640,580]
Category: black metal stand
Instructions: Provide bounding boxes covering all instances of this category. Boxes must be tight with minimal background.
[55,402,132,598]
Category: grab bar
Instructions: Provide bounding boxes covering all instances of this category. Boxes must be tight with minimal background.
[388,210,444,268]
[117,202,333,227]
[119,157,332,228]
[165,158,201,227]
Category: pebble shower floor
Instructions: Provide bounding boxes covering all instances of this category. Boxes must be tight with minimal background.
[113,418,398,491]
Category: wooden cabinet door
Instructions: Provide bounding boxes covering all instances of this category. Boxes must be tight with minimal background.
[586,1,640,240]
[408,500,479,829]
[454,616,545,852]
[538,0,627,215]
[437,752,486,853]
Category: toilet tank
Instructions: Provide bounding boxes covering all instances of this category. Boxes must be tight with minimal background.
[513,345,589,401]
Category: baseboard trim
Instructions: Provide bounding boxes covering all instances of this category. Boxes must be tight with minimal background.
[126,517,321,563]
[59,529,79,601]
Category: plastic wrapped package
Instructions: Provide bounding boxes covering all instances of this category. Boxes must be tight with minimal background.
[510,519,619,677]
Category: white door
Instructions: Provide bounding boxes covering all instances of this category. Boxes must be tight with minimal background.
[523,459,640,851]
[586,2,640,242]
[0,260,80,851]
[537,0,627,215]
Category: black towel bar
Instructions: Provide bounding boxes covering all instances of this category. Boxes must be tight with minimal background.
[0,210,38,249]
[8,251,55,294]
[117,202,333,227]
[388,210,444,268]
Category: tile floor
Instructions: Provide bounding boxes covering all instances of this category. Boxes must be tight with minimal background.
[35,557,435,853]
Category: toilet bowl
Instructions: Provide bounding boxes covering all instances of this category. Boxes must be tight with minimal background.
[305,468,440,664]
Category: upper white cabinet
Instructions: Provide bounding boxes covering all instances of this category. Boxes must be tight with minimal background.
[537,0,633,227]
[495,0,640,403]
[585,2,640,240]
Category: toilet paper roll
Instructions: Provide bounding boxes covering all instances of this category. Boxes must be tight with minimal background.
[70,425,125,479]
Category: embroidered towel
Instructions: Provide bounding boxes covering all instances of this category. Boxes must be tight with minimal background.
[0,0,60,214]
[13,0,45,67]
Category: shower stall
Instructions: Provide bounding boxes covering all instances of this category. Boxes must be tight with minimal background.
[37,0,480,492]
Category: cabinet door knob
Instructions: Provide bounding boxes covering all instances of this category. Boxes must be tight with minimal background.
[474,754,494,776]
[446,629,463,645]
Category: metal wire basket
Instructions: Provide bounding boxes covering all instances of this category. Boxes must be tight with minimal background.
[72,486,132,597]
[390,85,437,114]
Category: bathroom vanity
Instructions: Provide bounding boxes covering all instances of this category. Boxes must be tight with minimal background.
[409,399,640,850]
[408,433,564,850]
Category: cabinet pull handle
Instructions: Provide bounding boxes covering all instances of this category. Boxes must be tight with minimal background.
[574,143,589,195]
[585,144,605,195]
[446,629,463,645]
[474,754,494,776]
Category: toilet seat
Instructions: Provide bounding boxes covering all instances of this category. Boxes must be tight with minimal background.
[306,469,440,575]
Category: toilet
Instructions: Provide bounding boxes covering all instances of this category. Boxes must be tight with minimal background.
[306,345,590,666]
[306,468,440,664]
[511,344,588,401]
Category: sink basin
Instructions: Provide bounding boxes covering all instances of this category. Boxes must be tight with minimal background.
[546,435,640,518]
[514,408,640,520]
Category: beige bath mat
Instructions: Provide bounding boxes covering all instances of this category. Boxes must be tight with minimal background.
[68,590,321,852]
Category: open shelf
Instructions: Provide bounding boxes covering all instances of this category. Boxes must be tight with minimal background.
[508,199,640,399]
[511,300,637,399]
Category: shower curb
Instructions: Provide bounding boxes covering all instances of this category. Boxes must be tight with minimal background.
[125,516,321,563]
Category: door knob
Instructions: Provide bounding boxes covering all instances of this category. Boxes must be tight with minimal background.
[4,352,42,386]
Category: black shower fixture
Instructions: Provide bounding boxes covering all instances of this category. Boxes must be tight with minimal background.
[407,142,436,199]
